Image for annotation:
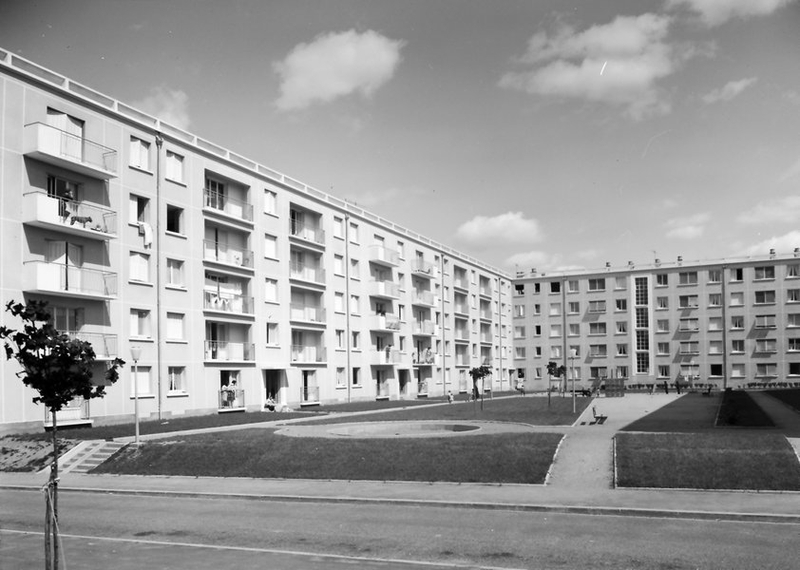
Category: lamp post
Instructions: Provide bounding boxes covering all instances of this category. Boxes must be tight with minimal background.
[130,346,142,445]
[570,349,577,414]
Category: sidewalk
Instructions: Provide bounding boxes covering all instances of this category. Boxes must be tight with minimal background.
[2,393,799,524]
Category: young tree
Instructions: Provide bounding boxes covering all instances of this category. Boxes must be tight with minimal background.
[546,361,566,407]
[468,365,492,410]
[0,300,124,570]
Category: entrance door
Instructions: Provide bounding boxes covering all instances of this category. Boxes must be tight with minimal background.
[263,370,281,403]
[398,369,408,397]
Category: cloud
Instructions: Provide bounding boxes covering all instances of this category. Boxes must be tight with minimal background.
[456,212,543,248]
[342,185,427,208]
[131,86,190,130]
[664,213,710,239]
[736,196,800,224]
[666,0,795,26]
[505,250,563,270]
[739,230,800,256]
[499,13,690,120]
[778,153,800,183]
[701,77,757,103]
[273,29,405,111]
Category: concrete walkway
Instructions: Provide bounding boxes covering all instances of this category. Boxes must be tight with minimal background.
[2,393,799,524]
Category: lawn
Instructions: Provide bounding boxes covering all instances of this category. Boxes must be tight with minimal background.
[94,429,564,484]
[716,390,774,427]
[620,393,720,432]
[765,389,800,413]
[615,431,800,491]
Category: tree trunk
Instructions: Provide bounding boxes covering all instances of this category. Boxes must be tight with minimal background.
[44,485,51,570]
[51,409,59,570]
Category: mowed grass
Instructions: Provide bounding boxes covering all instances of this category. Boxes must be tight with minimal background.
[766,389,800,413]
[615,432,800,491]
[620,393,720,433]
[94,430,564,484]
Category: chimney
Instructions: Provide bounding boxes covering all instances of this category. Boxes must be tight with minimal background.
[677,255,683,265]
[769,248,776,259]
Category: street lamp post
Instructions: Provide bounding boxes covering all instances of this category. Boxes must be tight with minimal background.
[570,349,577,414]
[130,346,142,445]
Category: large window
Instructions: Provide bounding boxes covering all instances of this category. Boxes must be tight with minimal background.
[755,290,776,305]
[678,295,699,308]
[130,309,151,338]
[678,272,698,285]
[755,315,776,329]
[588,278,605,291]
[166,312,185,341]
[588,300,606,313]
[754,266,775,280]
[129,136,150,170]
[165,150,184,183]
[166,258,184,287]
[589,322,607,335]
[167,366,185,393]
[129,251,150,282]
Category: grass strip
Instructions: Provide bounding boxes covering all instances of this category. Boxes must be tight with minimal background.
[93,430,564,484]
[716,390,774,427]
[765,389,800,414]
[615,432,800,490]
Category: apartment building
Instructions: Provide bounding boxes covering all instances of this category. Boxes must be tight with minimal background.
[0,50,514,431]
[512,254,800,391]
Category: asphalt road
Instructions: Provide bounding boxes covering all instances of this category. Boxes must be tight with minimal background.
[2,489,798,569]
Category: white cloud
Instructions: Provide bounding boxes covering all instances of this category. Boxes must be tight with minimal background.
[667,0,795,26]
[701,77,757,103]
[664,213,710,239]
[131,86,190,130]
[499,13,690,120]
[505,250,562,270]
[273,29,405,111]
[739,230,800,256]
[456,212,543,248]
[736,196,800,224]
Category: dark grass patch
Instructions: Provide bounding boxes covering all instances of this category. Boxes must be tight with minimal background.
[621,393,720,432]
[295,395,590,426]
[93,430,564,484]
[716,390,774,427]
[765,389,800,414]
[615,432,800,490]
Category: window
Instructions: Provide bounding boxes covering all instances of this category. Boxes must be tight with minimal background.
[788,338,800,352]
[731,339,745,353]
[679,341,699,354]
[514,283,525,296]
[334,292,344,313]
[656,273,668,287]
[515,346,526,359]
[678,272,698,285]
[615,276,627,290]
[131,366,152,396]
[755,315,776,329]
[567,280,579,293]
[788,289,800,303]
[550,346,562,359]
[568,323,580,336]
[549,303,561,316]
[590,366,607,379]
[535,346,542,357]
[129,137,150,170]
[550,281,561,294]
[755,291,776,305]
[166,258,184,287]
[788,314,800,328]
[730,292,744,306]
[397,241,405,258]
[588,300,606,313]
[616,321,627,334]
[264,234,278,258]
[568,301,580,314]
[731,268,743,282]
[756,363,777,377]
[336,367,346,387]
[754,266,775,280]
[615,299,627,312]
[657,342,670,355]
[756,339,777,353]
[351,331,360,350]
[708,317,723,331]
[167,367,185,393]
[350,294,360,314]
[787,264,800,278]
[588,278,605,291]
[333,254,344,276]
[656,297,669,310]
[349,221,359,243]
[130,309,151,338]
[398,304,405,321]
[731,363,745,378]
[514,326,526,339]
[708,293,722,307]
[129,251,150,282]
[335,329,345,349]
[709,363,723,377]
[514,304,525,317]
[616,344,628,356]
[656,319,669,333]
[333,216,344,239]
[264,189,277,215]
[679,318,699,331]
[589,344,607,357]
[589,322,607,335]
[264,278,278,303]
[658,365,670,378]
[549,324,562,338]
[678,295,698,308]
[129,194,149,225]
[166,313,185,341]
[708,269,721,283]
[350,258,360,279]
[265,322,278,345]
[352,367,361,386]
[166,205,183,234]
[708,340,723,354]
[533,304,541,315]
[165,150,184,183]
[569,345,580,358]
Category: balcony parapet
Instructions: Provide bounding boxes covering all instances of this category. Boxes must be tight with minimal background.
[290,304,326,323]
[289,220,325,246]
[290,261,326,284]
[368,313,401,331]
[24,122,118,179]
[291,345,327,363]
[368,280,400,299]
[203,188,254,223]
[204,340,255,361]
[371,348,402,365]
[369,245,400,267]
[23,191,117,239]
[203,291,254,315]
[65,331,118,359]
[411,260,438,279]
[412,321,436,336]
[203,239,253,269]
[24,261,117,299]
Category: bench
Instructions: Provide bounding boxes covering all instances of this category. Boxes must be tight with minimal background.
[575,388,592,397]
[591,406,607,425]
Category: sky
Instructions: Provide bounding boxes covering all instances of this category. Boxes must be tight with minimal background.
[2,0,799,274]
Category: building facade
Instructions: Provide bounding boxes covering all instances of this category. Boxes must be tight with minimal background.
[512,255,800,392]
[0,50,514,431]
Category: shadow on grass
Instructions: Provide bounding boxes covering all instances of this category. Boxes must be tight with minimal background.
[620,393,721,433]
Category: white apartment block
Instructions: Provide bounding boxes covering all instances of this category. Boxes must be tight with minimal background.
[512,254,800,391]
[0,50,514,431]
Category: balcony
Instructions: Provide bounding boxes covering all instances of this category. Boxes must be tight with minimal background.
[479,286,493,299]
[290,261,325,285]
[203,240,253,269]
[453,354,470,366]
[479,310,493,321]
[290,304,326,324]
[291,345,326,363]
[368,280,400,300]
[412,350,438,366]
[369,245,400,267]
[24,122,118,179]
[412,260,437,279]
[44,397,90,428]
[412,321,436,336]
[368,313,401,332]
[454,329,469,342]
[23,191,117,239]
[412,290,438,307]
[371,348,402,365]
[24,261,117,300]
[66,331,118,359]
[218,388,246,411]
[453,303,469,316]
[204,340,255,361]
[453,278,469,291]
[203,188,254,222]
[203,291,254,315]
[289,220,325,246]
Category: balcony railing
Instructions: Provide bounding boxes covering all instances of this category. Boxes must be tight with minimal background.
[479,310,493,321]
[454,329,469,341]
[453,278,469,290]
[368,280,400,299]
[302,385,320,404]
[219,388,245,410]
[289,220,325,245]
[479,286,493,298]
[203,291,254,314]
[369,245,400,266]
[65,331,118,359]
[204,340,254,361]
[412,290,438,306]
[412,321,436,336]
[291,344,326,363]
[44,397,90,427]
[369,313,401,331]
[203,240,253,269]
[372,348,402,364]
[453,304,469,315]
[290,261,325,284]
[24,122,117,179]
[453,354,470,366]
[24,261,117,299]
[290,304,326,323]
[412,260,436,278]
[413,351,438,365]
[204,188,254,222]
[23,191,117,238]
